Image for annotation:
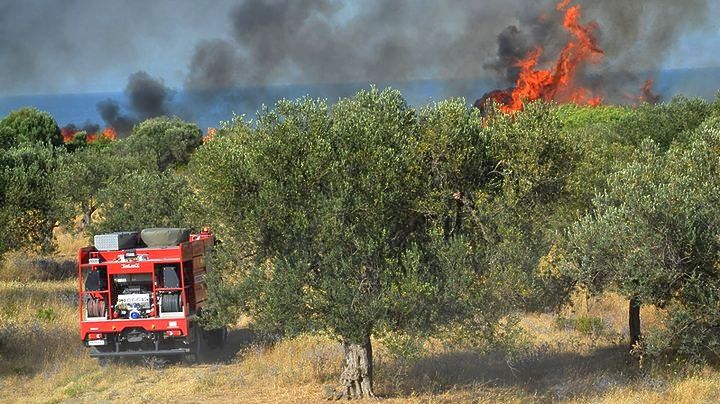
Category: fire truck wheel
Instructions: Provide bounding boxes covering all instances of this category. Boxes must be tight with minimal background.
[185,324,205,364]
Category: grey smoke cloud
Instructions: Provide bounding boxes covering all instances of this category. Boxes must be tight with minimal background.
[187,0,517,90]
[184,0,714,104]
[0,0,236,95]
[0,0,715,109]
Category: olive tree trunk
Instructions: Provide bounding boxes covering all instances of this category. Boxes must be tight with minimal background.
[81,200,96,229]
[629,296,641,348]
[339,335,374,399]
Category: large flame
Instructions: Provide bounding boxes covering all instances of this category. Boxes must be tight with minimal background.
[500,0,603,113]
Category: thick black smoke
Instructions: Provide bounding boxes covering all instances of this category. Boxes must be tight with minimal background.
[96,99,134,135]
[97,71,173,136]
[180,0,715,110]
[61,122,101,135]
[185,0,516,92]
[125,71,171,120]
[186,39,243,91]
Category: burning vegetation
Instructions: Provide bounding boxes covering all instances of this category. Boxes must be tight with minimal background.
[477,0,659,114]
[61,125,117,144]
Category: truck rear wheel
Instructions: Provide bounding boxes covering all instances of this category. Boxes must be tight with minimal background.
[184,324,205,364]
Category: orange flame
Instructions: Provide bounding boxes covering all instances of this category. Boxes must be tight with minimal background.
[502,0,603,113]
[61,127,76,143]
[102,127,117,141]
[638,79,660,104]
[61,126,117,144]
[204,127,217,143]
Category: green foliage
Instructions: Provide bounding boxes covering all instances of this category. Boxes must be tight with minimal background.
[0,108,66,256]
[53,142,149,230]
[0,144,59,254]
[565,115,720,361]
[556,104,632,132]
[91,170,188,234]
[0,107,62,148]
[614,96,713,150]
[122,116,203,172]
[472,102,581,311]
[189,89,519,347]
[34,308,56,322]
[554,315,605,337]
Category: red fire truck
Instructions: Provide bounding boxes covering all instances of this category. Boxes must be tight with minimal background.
[78,227,225,363]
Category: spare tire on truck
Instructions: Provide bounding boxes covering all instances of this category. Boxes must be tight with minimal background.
[140,228,190,247]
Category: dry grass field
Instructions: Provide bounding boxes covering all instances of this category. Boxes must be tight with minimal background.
[2,233,720,403]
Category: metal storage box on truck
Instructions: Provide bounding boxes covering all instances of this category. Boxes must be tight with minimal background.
[93,232,139,251]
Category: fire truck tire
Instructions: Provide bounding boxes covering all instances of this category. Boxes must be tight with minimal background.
[185,325,205,364]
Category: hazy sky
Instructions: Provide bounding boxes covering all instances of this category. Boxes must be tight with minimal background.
[1,0,719,96]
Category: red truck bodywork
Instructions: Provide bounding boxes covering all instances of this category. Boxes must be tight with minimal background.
[78,229,216,359]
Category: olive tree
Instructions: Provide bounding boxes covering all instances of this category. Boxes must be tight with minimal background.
[91,170,188,234]
[565,116,720,353]
[0,108,64,254]
[469,102,582,312]
[188,89,518,398]
[0,144,59,254]
[122,116,203,172]
[0,107,62,149]
[53,143,149,229]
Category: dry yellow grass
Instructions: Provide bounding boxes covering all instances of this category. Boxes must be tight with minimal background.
[0,269,717,403]
[53,226,89,258]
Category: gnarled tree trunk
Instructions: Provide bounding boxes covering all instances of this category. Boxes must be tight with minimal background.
[80,199,97,229]
[629,296,641,348]
[339,335,374,399]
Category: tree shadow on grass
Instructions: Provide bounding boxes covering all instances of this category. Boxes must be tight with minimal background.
[392,344,640,401]
[201,327,257,364]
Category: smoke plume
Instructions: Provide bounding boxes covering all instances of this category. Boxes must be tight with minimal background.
[0,0,717,123]
[97,71,172,135]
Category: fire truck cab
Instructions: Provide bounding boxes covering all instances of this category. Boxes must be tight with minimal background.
[78,227,225,363]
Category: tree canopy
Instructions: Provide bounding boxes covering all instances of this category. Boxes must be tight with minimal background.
[188,89,540,397]
[0,107,62,148]
[122,116,203,172]
[565,116,720,359]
